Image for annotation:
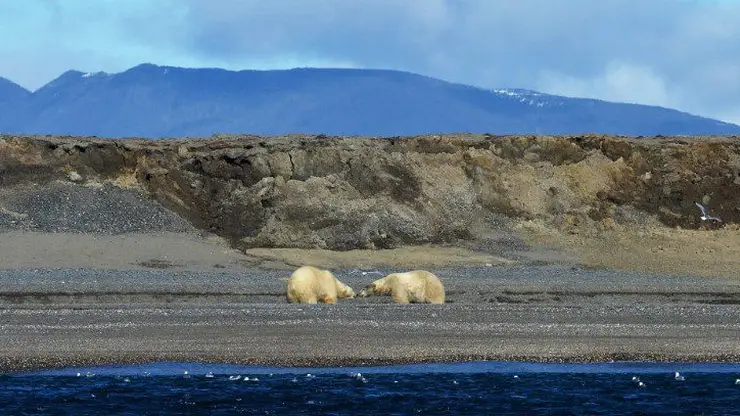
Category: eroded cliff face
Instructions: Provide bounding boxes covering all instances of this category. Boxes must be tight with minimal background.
[1,133,738,251]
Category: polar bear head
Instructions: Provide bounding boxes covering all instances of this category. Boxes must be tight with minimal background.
[336,279,356,299]
[357,277,388,297]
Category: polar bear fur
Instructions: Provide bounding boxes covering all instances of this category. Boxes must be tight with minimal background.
[358,270,445,304]
[286,266,355,304]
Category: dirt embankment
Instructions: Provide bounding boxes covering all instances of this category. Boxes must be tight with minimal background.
[1,133,739,275]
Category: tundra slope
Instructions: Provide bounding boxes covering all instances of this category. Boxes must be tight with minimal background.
[1,133,739,250]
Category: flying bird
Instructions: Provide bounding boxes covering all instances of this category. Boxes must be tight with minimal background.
[695,202,722,222]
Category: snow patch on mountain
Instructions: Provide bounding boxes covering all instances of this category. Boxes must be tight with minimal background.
[81,71,108,78]
[492,88,564,108]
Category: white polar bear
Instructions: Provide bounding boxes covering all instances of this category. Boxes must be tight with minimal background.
[286,265,355,304]
[358,270,445,304]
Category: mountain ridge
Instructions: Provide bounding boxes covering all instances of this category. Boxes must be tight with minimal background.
[0,77,32,130]
[0,63,738,138]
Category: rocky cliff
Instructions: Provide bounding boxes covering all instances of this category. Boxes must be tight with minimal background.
[1,133,738,252]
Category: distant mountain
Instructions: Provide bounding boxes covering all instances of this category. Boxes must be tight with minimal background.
[0,63,738,138]
[0,77,30,128]
[0,77,29,100]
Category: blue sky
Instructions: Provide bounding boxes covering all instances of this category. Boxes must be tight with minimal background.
[1,0,739,124]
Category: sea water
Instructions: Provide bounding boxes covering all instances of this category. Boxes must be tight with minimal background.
[3,361,740,415]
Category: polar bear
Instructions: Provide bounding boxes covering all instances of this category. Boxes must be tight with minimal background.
[286,266,356,304]
[357,270,445,304]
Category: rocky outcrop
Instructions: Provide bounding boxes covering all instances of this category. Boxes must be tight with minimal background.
[0,133,738,250]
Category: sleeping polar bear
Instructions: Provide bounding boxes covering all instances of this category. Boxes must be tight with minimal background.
[357,270,445,304]
[286,265,355,304]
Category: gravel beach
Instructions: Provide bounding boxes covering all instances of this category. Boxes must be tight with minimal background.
[2,259,740,372]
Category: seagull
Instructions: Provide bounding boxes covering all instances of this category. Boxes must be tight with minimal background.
[674,371,685,381]
[695,202,722,222]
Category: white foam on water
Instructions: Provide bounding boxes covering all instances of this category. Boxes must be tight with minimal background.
[350,372,367,383]
[19,361,740,377]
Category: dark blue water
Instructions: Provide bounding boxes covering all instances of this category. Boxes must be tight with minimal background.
[3,362,740,415]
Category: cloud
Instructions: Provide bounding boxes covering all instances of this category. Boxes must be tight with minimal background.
[1,0,739,124]
[538,62,674,108]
